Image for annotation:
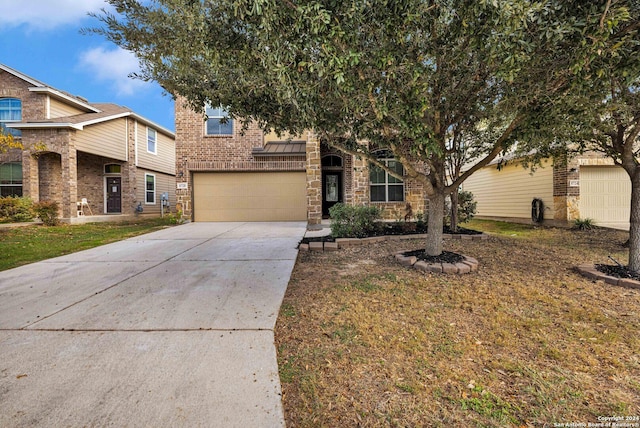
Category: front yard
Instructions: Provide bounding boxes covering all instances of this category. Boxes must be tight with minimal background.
[276,220,639,427]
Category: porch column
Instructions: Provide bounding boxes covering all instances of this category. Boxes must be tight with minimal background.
[61,145,78,219]
[306,132,322,225]
[21,150,39,202]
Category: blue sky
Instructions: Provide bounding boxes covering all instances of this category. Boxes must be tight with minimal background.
[0,0,175,132]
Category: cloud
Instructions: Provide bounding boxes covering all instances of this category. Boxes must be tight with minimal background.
[78,46,150,97]
[0,0,109,30]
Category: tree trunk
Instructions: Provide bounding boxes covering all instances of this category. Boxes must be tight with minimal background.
[426,190,445,256]
[629,171,640,272]
[450,189,459,233]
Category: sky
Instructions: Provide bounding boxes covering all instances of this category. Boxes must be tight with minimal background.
[0,0,175,132]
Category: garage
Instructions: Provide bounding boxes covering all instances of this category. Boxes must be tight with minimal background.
[192,172,307,222]
[579,166,630,230]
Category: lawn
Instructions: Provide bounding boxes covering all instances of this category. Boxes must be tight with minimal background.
[0,218,177,271]
[275,220,639,427]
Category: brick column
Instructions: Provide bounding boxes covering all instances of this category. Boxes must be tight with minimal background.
[553,157,580,223]
[306,132,322,225]
[21,150,40,202]
[61,144,78,219]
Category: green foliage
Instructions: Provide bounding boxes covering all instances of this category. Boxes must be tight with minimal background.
[329,203,382,238]
[446,191,478,226]
[166,210,185,225]
[573,218,596,231]
[32,200,59,226]
[0,196,34,223]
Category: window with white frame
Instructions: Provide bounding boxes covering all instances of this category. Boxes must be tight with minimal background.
[147,127,157,154]
[0,162,23,197]
[145,173,156,204]
[0,98,22,137]
[370,151,404,202]
[205,105,233,136]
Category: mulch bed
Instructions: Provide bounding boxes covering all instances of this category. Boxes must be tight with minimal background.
[595,263,640,281]
[402,249,465,264]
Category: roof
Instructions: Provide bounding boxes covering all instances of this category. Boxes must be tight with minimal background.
[252,142,306,157]
[1,63,174,138]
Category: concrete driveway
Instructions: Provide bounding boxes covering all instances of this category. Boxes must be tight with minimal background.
[0,221,306,427]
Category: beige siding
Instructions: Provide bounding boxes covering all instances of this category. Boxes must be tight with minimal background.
[193,172,307,221]
[136,170,177,215]
[463,160,554,220]
[75,119,128,160]
[136,123,175,174]
[49,98,86,118]
[580,166,630,230]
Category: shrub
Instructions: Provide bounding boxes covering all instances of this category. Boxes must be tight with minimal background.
[573,218,595,230]
[329,203,383,238]
[0,196,34,223]
[445,190,477,226]
[33,200,60,226]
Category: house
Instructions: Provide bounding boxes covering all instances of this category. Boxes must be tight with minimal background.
[0,64,176,223]
[174,98,426,225]
[462,153,631,230]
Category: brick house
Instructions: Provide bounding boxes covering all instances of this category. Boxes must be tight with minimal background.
[174,98,427,225]
[0,64,176,223]
[462,153,630,230]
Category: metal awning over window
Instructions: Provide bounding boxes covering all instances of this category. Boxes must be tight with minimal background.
[252,142,306,157]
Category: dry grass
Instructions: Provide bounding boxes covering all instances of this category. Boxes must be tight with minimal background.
[275,221,639,427]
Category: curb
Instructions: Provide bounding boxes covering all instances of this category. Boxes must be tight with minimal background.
[299,233,489,252]
[575,264,640,290]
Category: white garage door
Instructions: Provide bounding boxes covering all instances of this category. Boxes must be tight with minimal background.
[193,172,307,222]
[580,166,630,230]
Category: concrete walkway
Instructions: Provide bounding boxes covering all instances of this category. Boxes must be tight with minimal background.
[0,222,307,427]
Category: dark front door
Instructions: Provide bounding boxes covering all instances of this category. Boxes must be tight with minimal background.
[322,171,342,217]
[106,177,122,213]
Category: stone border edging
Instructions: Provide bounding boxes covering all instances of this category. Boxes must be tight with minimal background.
[576,264,640,290]
[298,232,489,252]
[395,252,478,274]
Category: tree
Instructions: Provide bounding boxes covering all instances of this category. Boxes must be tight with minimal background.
[0,130,22,155]
[555,1,640,270]
[93,0,617,256]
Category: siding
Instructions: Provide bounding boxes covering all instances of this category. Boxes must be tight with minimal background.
[136,123,175,174]
[136,169,177,215]
[49,98,86,118]
[75,119,128,160]
[463,160,554,220]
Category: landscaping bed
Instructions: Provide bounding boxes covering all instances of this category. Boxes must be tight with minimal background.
[276,221,638,427]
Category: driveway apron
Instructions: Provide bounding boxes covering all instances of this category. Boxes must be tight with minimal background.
[0,221,306,427]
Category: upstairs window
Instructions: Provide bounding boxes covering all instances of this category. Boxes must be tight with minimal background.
[370,151,404,202]
[0,98,22,138]
[205,106,233,136]
[147,127,157,154]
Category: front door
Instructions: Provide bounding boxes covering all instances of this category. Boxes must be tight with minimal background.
[106,177,122,213]
[322,171,342,217]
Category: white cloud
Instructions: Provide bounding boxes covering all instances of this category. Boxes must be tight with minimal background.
[0,0,110,30]
[79,46,150,97]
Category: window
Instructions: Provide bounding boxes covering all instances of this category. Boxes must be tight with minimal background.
[104,164,121,174]
[370,152,404,202]
[0,98,22,137]
[145,174,155,204]
[147,127,157,154]
[0,162,23,197]
[205,106,233,136]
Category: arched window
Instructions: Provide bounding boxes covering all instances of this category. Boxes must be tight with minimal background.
[0,98,22,137]
[321,155,343,168]
[370,150,404,202]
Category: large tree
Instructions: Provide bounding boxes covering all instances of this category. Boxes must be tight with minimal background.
[93,0,624,256]
[556,1,640,270]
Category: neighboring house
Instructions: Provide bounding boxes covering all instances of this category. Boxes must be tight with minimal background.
[174,98,426,225]
[462,153,631,231]
[0,64,176,223]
